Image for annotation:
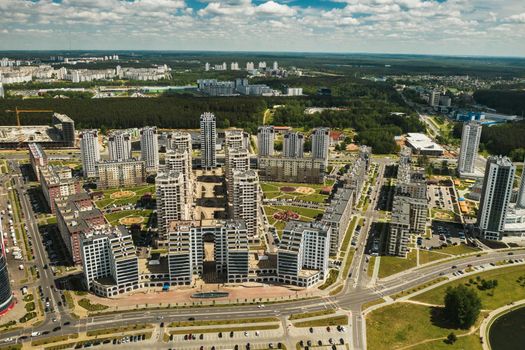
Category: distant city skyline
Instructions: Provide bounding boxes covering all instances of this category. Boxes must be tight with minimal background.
[1,0,525,56]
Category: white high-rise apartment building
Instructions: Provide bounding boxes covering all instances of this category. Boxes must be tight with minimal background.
[200,113,217,169]
[430,90,441,107]
[226,148,250,200]
[167,131,192,153]
[518,157,525,209]
[80,130,100,178]
[258,61,266,69]
[257,126,275,157]
[156,171,191,240]
[230,62,239,71]
[477,156,515,240]
[232,170,260,238]
[204,62,210,71]
[283,131,304,158]
[272,61,278,70]
[108,130,132,161]
[165,149,193,207]
[246,62,254,71]
[458,121,482,175]
[224,129,248,151]
[140,126,159,173]
[311,127,330,161]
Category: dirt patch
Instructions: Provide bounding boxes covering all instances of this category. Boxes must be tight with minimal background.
[110,190,135,199]
[273,210,299,221]
[295,186,315,195]
[119,216,144,225]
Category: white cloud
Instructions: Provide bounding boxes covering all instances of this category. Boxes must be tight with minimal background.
[0,0,523,55]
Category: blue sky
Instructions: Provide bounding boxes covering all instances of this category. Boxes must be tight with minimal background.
[1,0,525,56]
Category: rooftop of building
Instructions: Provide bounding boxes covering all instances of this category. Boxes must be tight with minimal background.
[0,125,65,143]
[405,133,444,152]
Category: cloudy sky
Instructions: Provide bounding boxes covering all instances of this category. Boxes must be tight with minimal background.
[1,0,525,56]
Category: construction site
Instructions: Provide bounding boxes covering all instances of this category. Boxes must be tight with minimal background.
[0,108,75,148]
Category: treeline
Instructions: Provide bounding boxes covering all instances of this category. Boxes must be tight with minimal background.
[473,90,525,116]
[0,97,266,132]
[271,96,423,154]
[453,121,525,160]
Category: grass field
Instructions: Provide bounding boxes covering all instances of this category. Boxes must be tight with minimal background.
[95,184,155,209]
[378,250,417,278]
[409,334,482,350]
[410,265,525,310]
[261,181,330,203]
[105,209,153,226]
[366,303,475,350]
[293,315,348,328]
[432,244,480,256]
[264,204,324,238]
[418,250,448,265]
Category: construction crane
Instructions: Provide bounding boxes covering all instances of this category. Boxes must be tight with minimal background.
[5,107,54,127]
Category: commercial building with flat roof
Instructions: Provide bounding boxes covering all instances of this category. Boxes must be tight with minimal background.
[405,133,444,156]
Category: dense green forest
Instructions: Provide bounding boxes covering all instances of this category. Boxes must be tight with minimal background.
[453,121,525,160]
[473,90,525,116]
[0,97,267,132]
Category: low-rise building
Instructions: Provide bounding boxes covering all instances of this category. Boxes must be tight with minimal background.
[39,166,82,213]
[96,159,145,189]
[28,143,48,181]
[257,156,325,184]
[55,193,106,264]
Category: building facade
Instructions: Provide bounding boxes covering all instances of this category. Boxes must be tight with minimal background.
[283,131,304,158]
[28,142,48,181]
[96,159,145,189]
[108,130,132,162]
[200,113,217,169]
[80,130,100,178]
[311,127,330,162]
[257,156,325,184]
[458,121,482,176]
[233,170,260,239]
[277,221,331,287]
[39,166,82,213]
[0,221,13,314]
[156,171,191,241]
[257,126,275,157]
[477,156,515,240]
[140,126,159,173]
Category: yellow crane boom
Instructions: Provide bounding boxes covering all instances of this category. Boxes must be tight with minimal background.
[5,107,54,127]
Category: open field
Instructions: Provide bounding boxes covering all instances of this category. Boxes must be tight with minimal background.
[378,250,417,278]
[411,265,525,310]
[366,302,479,350]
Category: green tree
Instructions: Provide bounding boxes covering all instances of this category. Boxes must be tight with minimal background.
[444,285,481,329]
[447,332,457,344]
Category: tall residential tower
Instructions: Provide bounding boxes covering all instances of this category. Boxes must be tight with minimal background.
[79,130,100,178]
[200,113,217,169]
[140,126,159,173]
[477,156,515,240]
[458,121,482,176]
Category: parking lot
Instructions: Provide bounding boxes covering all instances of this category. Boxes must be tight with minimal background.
[419,221,466,249]
[428,185,455,212]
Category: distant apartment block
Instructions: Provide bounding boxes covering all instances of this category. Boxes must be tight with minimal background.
[258,156,325,184]
[108,130,132,162]
[96,159,145,189]
[80,130,100,178]
[140,126,159,173]
[458,121,482,176]
[200,113,217,169]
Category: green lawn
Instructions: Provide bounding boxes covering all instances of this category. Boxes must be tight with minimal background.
[431,244,480,256]
[366,303,474,350]
[293,315,348,328]
[378,250,418,278]
[418,250,447,265]
[105,209,153,226]
[409,334,482,350]
[271,205,324,220]
[260,181,329,203]
[411,265,525,310]
[95,184,155,209]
